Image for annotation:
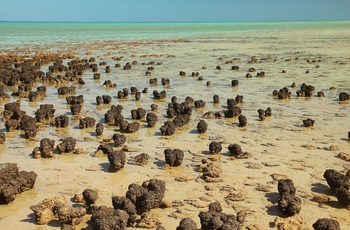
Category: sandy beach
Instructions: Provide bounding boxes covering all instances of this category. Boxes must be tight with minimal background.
[0,23,350,230]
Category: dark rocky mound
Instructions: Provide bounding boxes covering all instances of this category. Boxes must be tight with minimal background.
[66,95,84,104]
[273,87,292,99]
[0,163,37,204]
[112,196,137,226]
[198,201,246,230]
[213,95,220,104]
[153,90,166,99]
[97,144,113,155]
[197,120,208,133]
[79,117,96,129]
[176,218,197,230]
[125,179,166,214]
[339,92,350,101]
[131,108,146,120]
[57,137,77,153]
[160,121,176,136]
[146,112,158,127]
[194,100,206,108]
[238,114,247,127]
[108,151,126,172]
[173,114,191,128]
[228,143,251,159]
[53,115,69,128]
[223,106,241,118]
[113,133,127,147]
[323,169,350,191]
[231,79,239,87]
[70,104,82,115]
[312,218,340,230]
[104,105,123,124]
[209,141,222,154]
[32,138,56,158]
[0,130,5,144]
[164,148,184,166]
[334,186,350,207]
[35,104,55,122]
[119,120,140,133]
[303,118,315,127]
[277,179,302,216]
[95,123,104,136]
[91,206,129,230]
[82,188,98,213]
[296,83,315,97]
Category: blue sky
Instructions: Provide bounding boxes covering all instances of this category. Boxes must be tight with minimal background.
[1,0,349,22]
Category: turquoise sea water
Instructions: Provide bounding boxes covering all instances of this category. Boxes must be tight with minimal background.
[0,21,350,50]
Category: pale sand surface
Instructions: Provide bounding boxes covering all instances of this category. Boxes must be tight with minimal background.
[0,29,350,229]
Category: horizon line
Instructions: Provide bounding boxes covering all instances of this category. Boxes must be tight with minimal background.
[1,19,349,24]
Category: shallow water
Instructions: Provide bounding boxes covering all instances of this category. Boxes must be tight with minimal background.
[0,21,350,229]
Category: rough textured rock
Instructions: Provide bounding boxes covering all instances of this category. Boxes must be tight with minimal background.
[66,95,84,104]
[173,114,191,127]
[323,169,350,191]
[238,115,247,127]
[278,195,302,216]
[112,133,127,147]
[104,105,123,124]
[126,179,166,214]
[274,214,303,230]
[303,118,315,127]
[90,206,129,230]
[56,205,86,225]
[209,141,222,154]
[82,189,98,212]
[70,104,82,115]
[198,201,243,230]
[119,120,140,133]
[129,153,151,166]
[79,117,96,128]
[334,186,350,207]
[0,163,37,204]
[213,95,220,104]
[312,218,340,230]
[138,212,162,228]
[278,179,296,196]
[164,148,184,166]
[112,196,137,226]
[54,115,69,128]
[95,123,104,136]
[97,144,113,155]
[277,179,301,216]
[108,151,126,172]
[5,119,20,131]
[57,137,77,153]
[176,218,197,230]
[194,100,206,108]
[131,108,146,120]
[146,112,158,127]
[30,196,67,225]
[197,120,208,133]
[228,144,251,159]
[35,104,55,122]
[160,121,176,136]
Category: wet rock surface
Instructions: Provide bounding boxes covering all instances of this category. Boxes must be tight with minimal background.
[0,163,37,204]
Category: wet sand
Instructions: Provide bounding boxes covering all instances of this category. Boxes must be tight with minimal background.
[0,29,350,229]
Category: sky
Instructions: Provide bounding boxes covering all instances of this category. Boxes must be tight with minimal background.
[1,0,349,22]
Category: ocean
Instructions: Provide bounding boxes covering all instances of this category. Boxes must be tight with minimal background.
[1,21,350,51]
[0,21,350,229]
